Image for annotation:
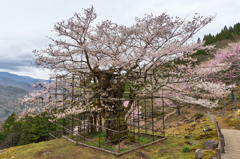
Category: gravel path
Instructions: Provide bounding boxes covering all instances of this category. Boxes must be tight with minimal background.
[221,129,240,159]
[212,114,240,158]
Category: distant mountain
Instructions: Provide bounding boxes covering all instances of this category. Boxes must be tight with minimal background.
[0,72,51,121]
[0,72,50,84]
[0,85,29,121]
[0,77,35,90]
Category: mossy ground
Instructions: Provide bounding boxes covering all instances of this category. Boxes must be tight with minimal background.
[212,83,240,129]
[68,132,153,152]
[221,108,240,129]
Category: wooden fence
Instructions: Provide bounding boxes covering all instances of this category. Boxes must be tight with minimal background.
[207,111,225,159]
[216,121,225,159]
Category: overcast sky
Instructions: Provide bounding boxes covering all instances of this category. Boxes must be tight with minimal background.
[0,0,239,79]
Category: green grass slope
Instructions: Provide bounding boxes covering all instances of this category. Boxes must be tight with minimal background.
[0,116,217,159]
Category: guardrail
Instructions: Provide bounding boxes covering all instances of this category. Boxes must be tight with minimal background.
[207,111,225,159]
[216,121,225,159]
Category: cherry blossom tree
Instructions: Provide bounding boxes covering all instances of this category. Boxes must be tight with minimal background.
[206,42,240,83]
[25,6,218,142]
[169,42,240,109]
[19,80,55,120]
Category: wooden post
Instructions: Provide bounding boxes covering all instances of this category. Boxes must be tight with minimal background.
[220,137,225,153]
[216,148,221,159]
[218,128,222,136]
[221,134,225,146]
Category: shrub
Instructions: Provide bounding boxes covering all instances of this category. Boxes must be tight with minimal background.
[183,146,190,152]
[0,131,4,142]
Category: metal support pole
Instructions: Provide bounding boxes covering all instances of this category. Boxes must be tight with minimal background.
[48,78,51,138]
[151,75,154,141]
[145,98,147,134]
[162,88,165,136]
[84,112,86,143]
[133,101,135,137]
[71,76,74,137]
[55,77,57,137]
[136,72,140,145]
[63,78,66,136]
[138,97,140,146]
[118,72,121,153]
[98,113,100,148]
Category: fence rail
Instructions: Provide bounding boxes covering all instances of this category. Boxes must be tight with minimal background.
[207,111,225,159]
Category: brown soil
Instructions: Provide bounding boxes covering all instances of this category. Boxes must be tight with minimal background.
[212,115,233,129]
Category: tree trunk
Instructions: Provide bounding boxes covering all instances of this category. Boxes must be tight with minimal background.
[105,109,128,144]
[96,72,129,143]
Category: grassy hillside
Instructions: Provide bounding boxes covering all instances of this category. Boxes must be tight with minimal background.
[0,115,217,159]
[211,82,240,129]
[1,24,240,158]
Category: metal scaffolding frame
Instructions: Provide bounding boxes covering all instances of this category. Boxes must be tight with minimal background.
[47,70,166,155]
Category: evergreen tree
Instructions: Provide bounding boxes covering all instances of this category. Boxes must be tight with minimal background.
[229,26,234,33]
[223,25,228,32]
[1,112,22,148]
[197,37,201,43]
[3,112,16,136]
[203,34,216,45]
[19,113,52,145]
[0,131,4,142]
[234,23,240,34]
[18,116,32,145]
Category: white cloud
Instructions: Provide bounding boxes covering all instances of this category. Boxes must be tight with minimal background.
[0,0,240,79]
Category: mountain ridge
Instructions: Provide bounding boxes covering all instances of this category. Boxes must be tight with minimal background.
[0,72,50,84]
[0,72,48,121]
[0,77,36,90]
[0,85,28,121]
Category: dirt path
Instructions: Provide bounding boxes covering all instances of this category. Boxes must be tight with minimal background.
[221,129,240,159]
[189,108,240,158]
[212,115,232,129]
[210,114,240,158]
[162,107,240,157]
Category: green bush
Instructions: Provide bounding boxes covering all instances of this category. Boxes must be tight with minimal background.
[0,131,4,142]
[19,113,53,145]
[183,146,190,152]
